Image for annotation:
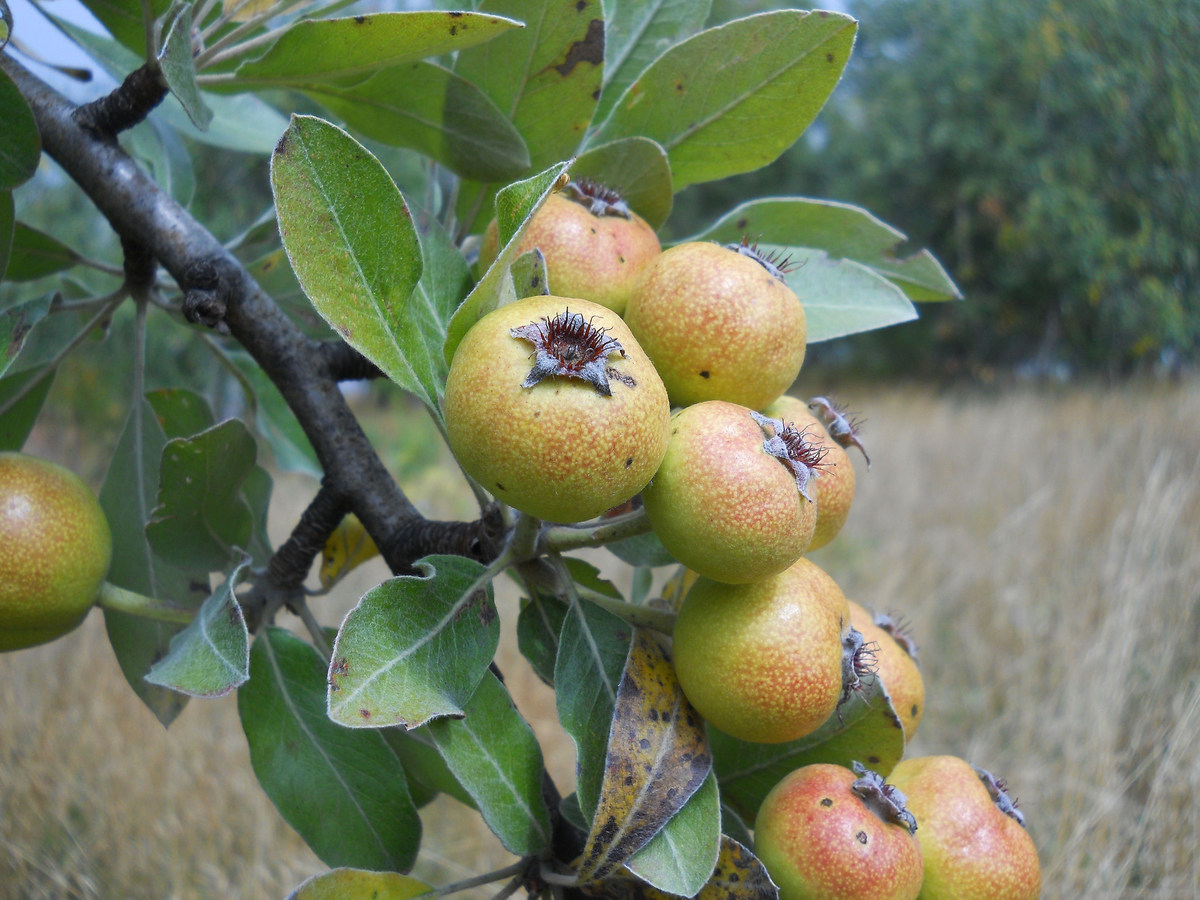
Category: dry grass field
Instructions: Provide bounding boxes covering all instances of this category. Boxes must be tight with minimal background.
[2,377,1198,899]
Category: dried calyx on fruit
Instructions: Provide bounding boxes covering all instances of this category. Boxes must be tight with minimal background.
[724,236,801,281]
[511,309,628,397]
[874,610,920,661]
[974,764,1025,826]
[561,177,631,219]
[809,395,871,468]
[851,761,918,835]
[838,626,879,714]
[751,410,830,502]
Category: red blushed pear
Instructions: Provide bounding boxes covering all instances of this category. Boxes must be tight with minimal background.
[847,601,924,742]
[754,762,924,900]
[641,400,825,585]
[671,557,849,744]
[762,395,856,551]
[477,179,661,315]
[886,756,1041,900]
[624,240,807,410]
[443,296,670,524]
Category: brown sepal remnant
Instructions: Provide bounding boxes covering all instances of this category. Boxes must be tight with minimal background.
[851,761,918,834]
[724,236,802,282]
[873,610,920,662]
[809,395,871,468]
[837,626,879,718]
[562,177,632,219]
[511,309,627,396]
[974,764,1026,827]
[750,410,830,502]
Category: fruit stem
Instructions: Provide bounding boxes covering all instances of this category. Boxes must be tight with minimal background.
[96,582,196,625]
[571,585,677,635]
[540,507,652,553]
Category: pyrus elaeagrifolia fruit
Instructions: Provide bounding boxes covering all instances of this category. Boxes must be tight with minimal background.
[477,179,661,315]
[444,295,669,523]
[671,557,848,743]
[847,601,924,742]
[0,453,112,651]
[624,240,806,409]
[642,400,822,584]
[763,395,856,551]
[887,756,1041,900]
[754,763,924,900]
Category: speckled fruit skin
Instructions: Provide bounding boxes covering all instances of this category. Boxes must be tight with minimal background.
[478,193,661,315]
[443,295,670,523]
[672,557,849,744]
[642,400,816,584]
[847,601,924,742]
[887,756,1041,900]
[755,764,924,900]
[0,453,112,651]
[624,241,806,409]
[763,395,855,551]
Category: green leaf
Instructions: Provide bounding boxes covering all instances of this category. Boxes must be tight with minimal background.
[625,770,721,896]
[578,629,712,882]
[516,587,567,687]
[0,367,56,451]
[606,529,678,568]
[158,1,211,129]
[271,116,443,411]
[231,12,523,86]
[457,0,604,173]
[100,397,211,726]
[2,222,83,282]
[145,558,250,697]
[0,296,51,380]
[572,136,673,229]
[240,628,422,872]
[555,596,633,821]
[510,248,549,298]
[288,869,431,900]
[711,676,904,821]
[226,349,320,477]
[594,0,711,127]
[382,728,476,810]
[685,197,961,302]
[50,15,287,154]
[442,159,571,363]
[122,117,197,206]
[303,62,530,182]
[76,0,169,55]
[0,191,11,279]
[0,68,40,190]
[592,10,856,190]
[426,671,553,855]
[788,252,918,342]
[145,387,215,438]
[145,418,258,572]
[327,555,499,729]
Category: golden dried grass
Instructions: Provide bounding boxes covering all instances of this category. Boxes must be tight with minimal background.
[2,379,1198,898]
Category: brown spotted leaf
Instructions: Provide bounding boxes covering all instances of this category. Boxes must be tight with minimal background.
[577,628,712,883]
[580,836,776,900]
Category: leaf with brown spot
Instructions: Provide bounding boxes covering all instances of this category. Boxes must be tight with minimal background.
[511,248,550,297]
[580,836,776,900]
[577,629,712,883]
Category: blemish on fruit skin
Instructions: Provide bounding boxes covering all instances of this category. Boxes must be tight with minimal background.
[699,370,710,378]
[857,831,869,844]
[821,797,833,807]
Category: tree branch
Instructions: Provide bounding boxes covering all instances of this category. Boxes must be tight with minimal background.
[0,53,493,576]
[73,62,167,136]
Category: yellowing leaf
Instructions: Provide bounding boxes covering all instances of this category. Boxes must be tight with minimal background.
[577,629,712,883]
[320,514,380,588]
[288,868,431,900]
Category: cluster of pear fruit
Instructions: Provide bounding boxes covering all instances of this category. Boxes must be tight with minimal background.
[446,178,1041,900]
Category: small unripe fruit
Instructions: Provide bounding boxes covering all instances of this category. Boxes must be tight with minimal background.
[847,601,924,742]
[755,763,924,900]
[624,241,806,409]
[0,453,112,651]
[444,296,670,523]
[763,395,855,551]
[642,400,820,584]
[478,181,661,315]
[672,558,848,744]
[887,756,1041,900]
